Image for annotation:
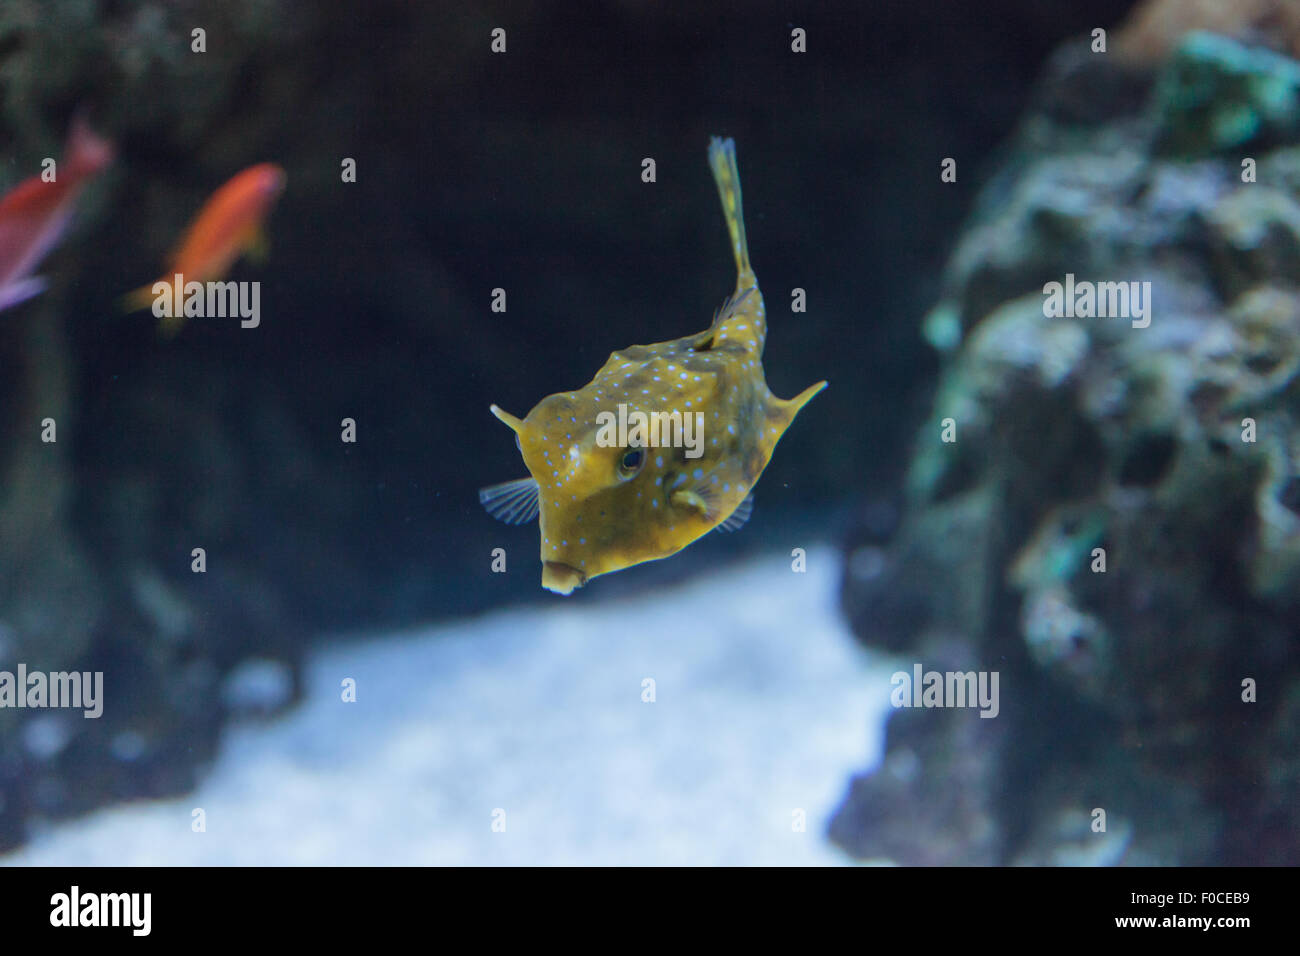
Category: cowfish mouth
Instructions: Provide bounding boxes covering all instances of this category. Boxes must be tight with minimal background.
[542,561,587,595]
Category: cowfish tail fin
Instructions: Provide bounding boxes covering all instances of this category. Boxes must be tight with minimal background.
[707,136,754,290]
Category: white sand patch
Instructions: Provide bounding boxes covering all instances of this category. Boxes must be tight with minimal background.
[5,546,892,865]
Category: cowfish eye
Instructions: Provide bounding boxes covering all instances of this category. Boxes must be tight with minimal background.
[618,447,645,479]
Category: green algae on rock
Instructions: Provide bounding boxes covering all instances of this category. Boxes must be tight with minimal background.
[837,30,1300,865]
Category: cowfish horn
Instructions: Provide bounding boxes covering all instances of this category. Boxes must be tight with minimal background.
[490,404,525,433]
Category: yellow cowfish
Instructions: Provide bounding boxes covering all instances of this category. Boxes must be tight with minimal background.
[481,137,826,594]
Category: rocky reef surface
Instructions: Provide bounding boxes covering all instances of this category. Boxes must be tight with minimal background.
[835,28,1300,865]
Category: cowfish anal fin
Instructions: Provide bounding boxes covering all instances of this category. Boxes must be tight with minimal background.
[479,477,540,525]
[0,275,49,313]
[717,491,754,533]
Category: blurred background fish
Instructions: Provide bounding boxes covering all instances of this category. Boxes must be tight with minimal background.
[120,162,285,333]
[0,116,112,312]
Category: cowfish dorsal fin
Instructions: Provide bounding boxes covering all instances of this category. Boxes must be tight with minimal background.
[716,492,754,533]
[710,286,755,330]
[479,477,540,525]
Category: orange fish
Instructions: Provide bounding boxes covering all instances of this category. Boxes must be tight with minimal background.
[122,162,285,332]
[0,116,113,312]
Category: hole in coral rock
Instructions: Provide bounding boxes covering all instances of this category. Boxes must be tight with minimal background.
[1118,432,1176,487]
[1279,477,1300,517]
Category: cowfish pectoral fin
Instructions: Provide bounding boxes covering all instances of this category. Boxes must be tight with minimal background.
[489,404,525,433]
[717,491,754,533]
[479,476,540,524]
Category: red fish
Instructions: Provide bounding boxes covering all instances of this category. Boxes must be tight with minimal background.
[121,163,285,331]
[0,117,114,312]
